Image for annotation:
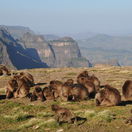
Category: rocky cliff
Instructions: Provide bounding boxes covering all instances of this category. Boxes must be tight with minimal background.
[0,26,90,69]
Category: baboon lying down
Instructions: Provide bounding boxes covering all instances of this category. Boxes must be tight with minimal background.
[122,80,132,101]
[95,85,121,106]
[0,65,11,76]
[30,86,45,102]
[51,104,75,124]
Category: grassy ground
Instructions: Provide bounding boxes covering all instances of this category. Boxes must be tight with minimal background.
[0,66,132,132]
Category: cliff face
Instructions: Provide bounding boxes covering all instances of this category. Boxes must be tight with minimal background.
[50,37,90,67]
[0,26,90,69]
[22,34,90,68]
[0,28,48,69]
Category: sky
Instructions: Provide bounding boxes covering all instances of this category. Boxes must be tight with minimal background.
[0,0,132,35]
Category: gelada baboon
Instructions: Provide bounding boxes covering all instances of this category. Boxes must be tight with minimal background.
[71,84,89,101]
[61,79,74,101]
[43,86,55,100]
[50,80,63,99]
[77,71,89,84]
[88,75,100,92]
[5,78,18,98]
[19,72,34,87]
[51,104,75,124]
[14,77,31,98]
[122,80,132,101]
[0,64,11,76]
[95,85,121,106]
[30,86,45,102]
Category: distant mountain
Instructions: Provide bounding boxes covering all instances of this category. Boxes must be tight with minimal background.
[78,34,132,66]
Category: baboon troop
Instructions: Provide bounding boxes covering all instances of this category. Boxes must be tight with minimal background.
[0,67,132,125]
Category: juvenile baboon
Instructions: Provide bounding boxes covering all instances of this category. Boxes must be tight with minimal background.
[0,65,11,76]
[6,78,18,98]
[30,86,45,102]
[14,78,31,98]
[122,80,132,101]
[51,104,75,124]
[50,80,63,99]
[95,85,121,106]
[43,86,55,100]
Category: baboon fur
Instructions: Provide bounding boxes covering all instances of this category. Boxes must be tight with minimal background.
[31,86,45,102]
[122,80,132,101]
[95,85,121,106]
[51,104,75,124]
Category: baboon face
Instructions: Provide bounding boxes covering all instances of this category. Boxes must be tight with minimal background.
[65,79,74,85]
[43,87,55,100]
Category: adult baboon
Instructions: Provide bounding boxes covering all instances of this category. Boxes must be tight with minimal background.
[14,78,31,98]
[50,80,63,99]
[51,104,75,124]
[70,84,89,101]
[95,85,121,106]
[122,80,132,101]
[30,86,45,102]
[43,86,55,100]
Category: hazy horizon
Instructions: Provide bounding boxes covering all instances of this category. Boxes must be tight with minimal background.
[0,0,132,35]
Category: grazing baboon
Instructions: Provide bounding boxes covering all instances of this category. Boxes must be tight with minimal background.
[50,80,63,99]
[30,86,45,102]
[70,84,89,101]
[6,78,18,98]
[43,86,55,100]
[0,65,11,76]
[122,80,132,101]
[14,78,31,98]
[95,85,121,106]
[51,104,75,124]
[19,72,34,87]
